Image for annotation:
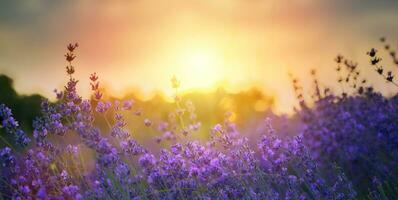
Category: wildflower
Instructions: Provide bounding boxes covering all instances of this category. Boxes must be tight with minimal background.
[96,101,111,113]
[60,170,68,180]
[144,118,152,127]
[120,139,146,156]
[64,78,78,92]
[139,153,156,170]
[66,144,78,155]
[157,122,168,132]
[376,67,383,75]
[176,108,185,116]
[114,163,131,178]
[114,100,120,111]
[367,48,377,57]
[335,55,343,63]
[189,122,201,131]
[65,52,76,62]
[111,126,128,138]
[122,100,134,110]
[371,57,381,65]
[386,71,394,82]
[15,129,31,146]
[0,147,15,167]
[89,72,103,101]
[90,72,98,82]
[67,43,79,52]
[154,136,162,144]
[91,82,99,91]
[163,131,175,140]
[170,143,182,155]
[189,167,200,177]
[94,90,102,101]
[0,104,31,146]
[36,187,48,199]
[134,109,142,116]
[53,89,63,99]
[1,41,383,199]
[62,185,80,196]
[358,86,364,94]
[181,129,189,136]
[213,124,223,133]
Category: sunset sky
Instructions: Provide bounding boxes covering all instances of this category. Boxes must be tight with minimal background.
[1,0,398,113]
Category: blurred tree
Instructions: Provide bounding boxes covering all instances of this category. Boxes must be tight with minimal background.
[0,74,42,147]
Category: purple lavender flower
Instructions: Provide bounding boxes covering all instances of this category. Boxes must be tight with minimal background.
[0,104,31,146]
[122,100,134,110]
[96,101,111,113]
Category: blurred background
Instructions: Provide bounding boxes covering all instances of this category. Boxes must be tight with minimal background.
[1,0,398,113]
[1,0,398,146]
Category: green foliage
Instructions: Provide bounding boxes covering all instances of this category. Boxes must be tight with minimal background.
[0,74,42,147]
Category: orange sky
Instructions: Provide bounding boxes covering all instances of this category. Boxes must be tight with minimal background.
[1,0,398,113]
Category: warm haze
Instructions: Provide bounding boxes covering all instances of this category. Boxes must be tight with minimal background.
[2,1,398,199]
[1,0,398,113]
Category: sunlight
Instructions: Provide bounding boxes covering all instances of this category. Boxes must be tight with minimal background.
[186,50,215,74]
[174,45,223,91]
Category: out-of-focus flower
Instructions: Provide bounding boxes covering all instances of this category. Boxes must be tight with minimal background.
[66,66,75,75]
[134,109,142,116]
[387,71,394,82]
[66,144,78,155]
[122,100,134,110]
[371,57,381,65]
[90,72,98,82]
[96,101,111,113]
[213,124,223,133]
[367,48,377,57]
[65,52,76,62]
[144,118,152,127]
[67,43,79,52]
[0,104,31,146]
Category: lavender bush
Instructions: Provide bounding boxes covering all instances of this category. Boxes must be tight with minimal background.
[0,42,396,199]
[295,40,398,199]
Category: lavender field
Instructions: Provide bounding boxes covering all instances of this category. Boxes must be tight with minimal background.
[2,1,398,200]
[0,39,398,200]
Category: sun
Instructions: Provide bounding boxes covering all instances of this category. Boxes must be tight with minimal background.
[185,50,217,76]
[181,49,221,90]
[175,46,223,91]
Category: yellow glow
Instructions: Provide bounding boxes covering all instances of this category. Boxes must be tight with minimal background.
[5,1,396,115]
[173,44,224,91]
[186,50,216,75]
[254,99,269,112]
